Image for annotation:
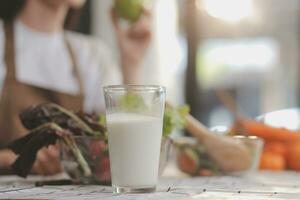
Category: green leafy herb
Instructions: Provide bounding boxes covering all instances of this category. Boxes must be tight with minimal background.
[20,103,102,137]
[98,115,106,127]
[163,105,190,137]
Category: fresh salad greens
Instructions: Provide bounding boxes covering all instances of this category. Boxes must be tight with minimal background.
[163,105,190,137]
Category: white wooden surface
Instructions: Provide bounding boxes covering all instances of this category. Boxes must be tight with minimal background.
[0,172,300,199]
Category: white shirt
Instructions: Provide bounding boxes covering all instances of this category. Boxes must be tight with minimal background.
[0,20,122,112]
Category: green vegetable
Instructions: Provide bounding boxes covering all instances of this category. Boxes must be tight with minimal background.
[61,135,92,177]
[114,0,144,22]
[98,115,106,128]
[20,103,101,137]
[163,105,190,137]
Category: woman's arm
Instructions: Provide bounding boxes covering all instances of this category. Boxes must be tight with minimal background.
[111,9,152,84]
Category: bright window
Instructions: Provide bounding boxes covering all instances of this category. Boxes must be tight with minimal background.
[196,38,279,89]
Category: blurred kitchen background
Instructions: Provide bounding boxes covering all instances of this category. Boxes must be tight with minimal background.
[73,0,300,128]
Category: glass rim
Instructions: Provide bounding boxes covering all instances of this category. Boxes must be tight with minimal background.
[103,85,166,93]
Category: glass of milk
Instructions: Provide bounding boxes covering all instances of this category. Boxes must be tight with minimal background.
[104,85,166,193]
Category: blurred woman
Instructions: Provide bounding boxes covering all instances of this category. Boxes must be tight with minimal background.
[0,0,151,175]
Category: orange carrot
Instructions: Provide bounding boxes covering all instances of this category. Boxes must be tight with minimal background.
[286,141,300,171]
[264,141,288,159]
[259,151,286,171]
[239,119,300,142]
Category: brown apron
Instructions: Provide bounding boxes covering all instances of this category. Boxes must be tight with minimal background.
[0,22,84,146]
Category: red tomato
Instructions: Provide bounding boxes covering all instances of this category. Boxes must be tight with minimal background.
[198,169,214,176]
[95,157,111,181]
[177,151,198,175]
[89,140,107,157]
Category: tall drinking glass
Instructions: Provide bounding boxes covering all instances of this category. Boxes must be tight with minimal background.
[103,85,166,193]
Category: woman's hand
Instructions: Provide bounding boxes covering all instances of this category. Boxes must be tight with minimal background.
[111,8,152,84]
[0,149,17,171]
[0,145,61,175]
[31,146,62,175]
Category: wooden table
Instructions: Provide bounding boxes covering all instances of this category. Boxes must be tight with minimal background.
[1,172,300,199]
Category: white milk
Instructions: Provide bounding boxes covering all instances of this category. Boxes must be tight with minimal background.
[106,113,163,187]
